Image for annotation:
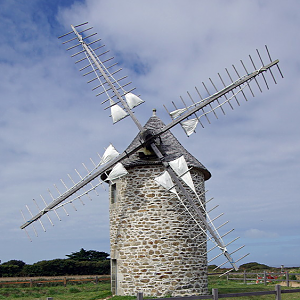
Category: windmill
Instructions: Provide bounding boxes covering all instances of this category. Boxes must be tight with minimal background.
[20,22,283,296]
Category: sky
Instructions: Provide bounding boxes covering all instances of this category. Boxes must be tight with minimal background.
[0,0,299,268]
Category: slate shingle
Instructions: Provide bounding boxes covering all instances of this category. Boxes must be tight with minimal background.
[121,115,211,181]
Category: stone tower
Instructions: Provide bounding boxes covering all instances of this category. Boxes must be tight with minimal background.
[108,112,211,297]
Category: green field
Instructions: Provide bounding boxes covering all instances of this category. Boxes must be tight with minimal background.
[0,279,113,300]
[0,276,299,300]
[209,275,299,300]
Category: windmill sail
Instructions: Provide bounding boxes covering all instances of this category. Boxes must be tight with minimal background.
[19,143,137,231]
[59,23,144,130]
[156,155,247,271]
[162,46,283,136]
[105,163,128,183]
[125,92,144,109]
[168,155,195,192]
[100,144,120,165]
[154,170,178,196]
[110,99,129,123]
[180,118,199,136]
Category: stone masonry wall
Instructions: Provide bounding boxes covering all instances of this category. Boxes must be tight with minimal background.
[109,164,208,297]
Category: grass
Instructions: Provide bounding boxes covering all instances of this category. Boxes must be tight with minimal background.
[209,275,300,299]
[0,276,299,300]
[0,280,112,300]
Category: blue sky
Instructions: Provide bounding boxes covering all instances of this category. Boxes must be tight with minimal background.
[0,0,299,268]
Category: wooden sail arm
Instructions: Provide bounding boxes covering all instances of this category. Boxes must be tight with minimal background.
[149,142,238,271]
[20,141,145,230]
[70,25,144,131]
[157,59,279,136]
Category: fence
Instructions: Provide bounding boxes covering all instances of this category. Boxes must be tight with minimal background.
[138,285,300,300]
[0,275,110,287]
[226,270,300,287]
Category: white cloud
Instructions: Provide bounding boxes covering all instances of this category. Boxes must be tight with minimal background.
[0,0,299,267]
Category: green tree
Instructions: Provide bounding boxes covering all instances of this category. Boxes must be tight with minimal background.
[0,260,26,276]
[21,258,110,276]
[0,249,110,277]
[2,260,26,268]
[66,248,109,261]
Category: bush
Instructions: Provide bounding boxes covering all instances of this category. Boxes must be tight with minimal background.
[1,249,110,277]
[239,262,271,271]
[20,259,110,277]
[290,274,297,280]
[0,260,26,277]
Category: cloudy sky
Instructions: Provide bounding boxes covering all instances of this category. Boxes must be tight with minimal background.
[1,0,299,268]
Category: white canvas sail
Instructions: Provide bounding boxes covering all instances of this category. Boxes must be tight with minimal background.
[169,155,196,193]
[110,99,128,123]
[125,93,144,109]
[181,118,199,136]
[100,144,120,165]
[105,163,128,183]
[154,170,178,196]
[169,107,187,119]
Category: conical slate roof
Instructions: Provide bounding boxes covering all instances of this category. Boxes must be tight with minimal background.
[121,113,211,181]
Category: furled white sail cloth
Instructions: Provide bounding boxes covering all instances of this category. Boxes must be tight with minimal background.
[100,144,120,165]
[180,118,199,136]
[125,93,144,109]
[110,99,128,123]
[169,155,196,193]
[154,170,179,198]
[169,107,187,119]
[105,163,128,183]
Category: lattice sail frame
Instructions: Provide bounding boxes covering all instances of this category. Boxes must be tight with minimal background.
[20,22,283,272]
[154,155,249,272]
[163,46,283,136]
